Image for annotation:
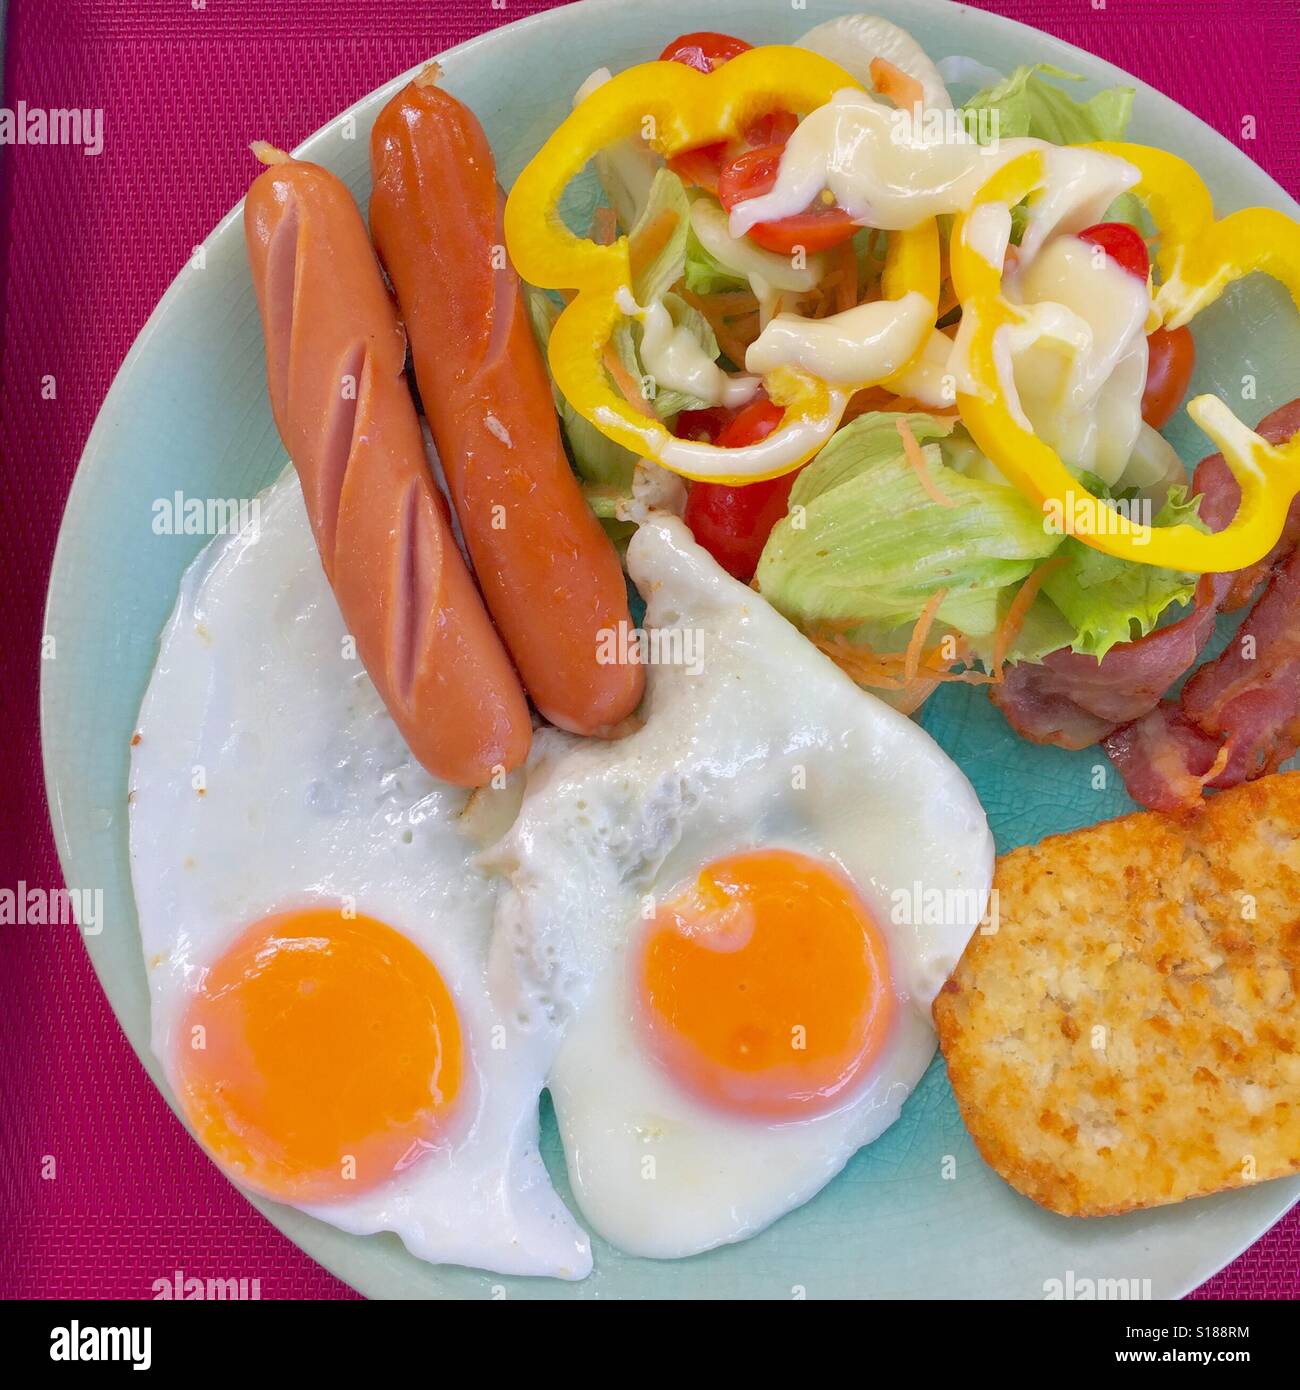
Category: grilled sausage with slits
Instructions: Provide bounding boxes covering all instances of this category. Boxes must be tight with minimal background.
[244,147,531,786]
[369,69,644,737]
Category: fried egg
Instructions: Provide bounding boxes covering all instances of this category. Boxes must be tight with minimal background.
[129,469,589,1280]
[487,514,993,1258]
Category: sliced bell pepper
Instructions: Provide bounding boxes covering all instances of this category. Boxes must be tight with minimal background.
[950,147,1300,573]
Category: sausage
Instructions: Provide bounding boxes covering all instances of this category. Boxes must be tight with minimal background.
[244,148,531,786]
[368,71,645,737]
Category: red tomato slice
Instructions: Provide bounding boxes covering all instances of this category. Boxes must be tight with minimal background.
[745,109,798,147]
[1141,325,1196,430]
[659,31,751,74]
[1077,222,1150,282]
[681,398,795,581]
[717,144,857,254]
[668,113,798,194]
[667,142,728,193]
[716,397,785,448]
[745,208,858,255]
[675,406,731,443]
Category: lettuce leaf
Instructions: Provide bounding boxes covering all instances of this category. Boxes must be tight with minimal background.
[1039,485,1205,659]
[963,64,1140,233]
[758,413,1061,641]
[683,221,748,295]
[758,412,1205,676]
[963,63,1134,145]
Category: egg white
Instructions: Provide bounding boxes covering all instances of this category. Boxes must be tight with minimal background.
[487,514,993,1258]
[129,469,590,1280]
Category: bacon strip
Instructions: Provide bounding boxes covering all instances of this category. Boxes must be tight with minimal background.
[992,401,1300,810]
[990,571,1228,748]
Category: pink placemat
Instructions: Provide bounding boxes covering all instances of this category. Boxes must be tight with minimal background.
[2,0,1297,1301]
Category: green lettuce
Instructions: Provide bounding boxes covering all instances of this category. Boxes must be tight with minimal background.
[963,63,1134,145]
[964,64,1141,231]
[683,221,748,295]
[757,413,1061,645]
[1039,486,1205,659]
[757,412,1207,675]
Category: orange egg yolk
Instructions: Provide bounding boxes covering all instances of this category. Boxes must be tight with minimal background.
[174,908,463,1204]
[636,850,893,1119]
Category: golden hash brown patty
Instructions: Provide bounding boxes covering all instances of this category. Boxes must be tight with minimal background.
[933,772,1300,1217]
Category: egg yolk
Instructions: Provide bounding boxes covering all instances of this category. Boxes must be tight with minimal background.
[636,850,893,1119]
[174,908,463,1203]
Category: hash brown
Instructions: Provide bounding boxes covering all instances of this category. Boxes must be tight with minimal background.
[934,772,1300,1216]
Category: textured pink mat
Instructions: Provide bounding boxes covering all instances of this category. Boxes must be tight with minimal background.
[3,0,1297,1300]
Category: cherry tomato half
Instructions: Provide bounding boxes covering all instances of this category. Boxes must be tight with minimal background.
[675,406,731,443]
[667,112,798,195]
[717,144,857,255]
[1077,221,1150,282]
[1141,325,1196,430]
[659,31,751,74]
[682,399,796,581]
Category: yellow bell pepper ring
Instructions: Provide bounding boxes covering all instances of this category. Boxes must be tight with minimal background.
[950,148,1300,574]
[1091,141,1300,331]
[504,46,938,484]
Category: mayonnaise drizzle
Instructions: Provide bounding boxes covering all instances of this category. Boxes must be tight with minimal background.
[745,291,933,385]
[727,87,1136,249]
[597,393,848,479]
[616,287,758,409]
[948,234,1153,485]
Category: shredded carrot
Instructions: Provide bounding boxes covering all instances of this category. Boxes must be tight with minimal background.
[990,555,1066,679]
[841,388,960,426]
[809,633,906,691]
[589,206,618,247]
[677,285,756,367]
[904,589,948,682]
[892,676,943,716]
[809,615,992,714]
[1199,741,1232,786]
[602,343,655,418]
[842,386,896,422]
[897,416,955,508]
[628,207,677,282]
[689,289,759,316]
[869,57,925,113]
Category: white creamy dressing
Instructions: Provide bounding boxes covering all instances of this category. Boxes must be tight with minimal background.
[1006,236,1150,485]
[726,88,1134,243]
[596,392,849,478]
[615,287,759,409]
[945,234,1152,485]
[746,291,933,385]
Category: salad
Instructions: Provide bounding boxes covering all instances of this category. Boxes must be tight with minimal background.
[509,15,1300,813]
